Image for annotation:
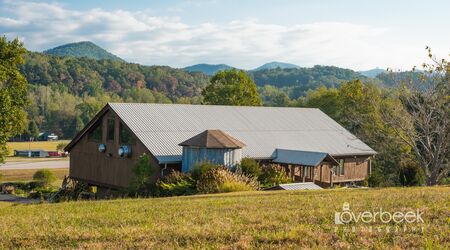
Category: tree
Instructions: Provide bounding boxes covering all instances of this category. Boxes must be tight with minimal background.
[0,37,28,162]
[33,169,56,186]
[74,116,84,133]
[27,120,39,140]
[129,154,156,196]
[380,48,449,185]
[202,69,262,106]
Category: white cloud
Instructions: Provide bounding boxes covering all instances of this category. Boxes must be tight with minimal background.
[0,0,431,70]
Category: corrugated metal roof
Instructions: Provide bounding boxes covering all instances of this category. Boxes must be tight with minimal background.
[109,103,376,163]
[273,149,339,166]
[267,182,323,190]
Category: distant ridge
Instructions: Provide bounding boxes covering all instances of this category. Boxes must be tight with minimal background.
[183,64,234,75]
[44,41,123,61]
[253,61,300,71]
[359,68,386,78]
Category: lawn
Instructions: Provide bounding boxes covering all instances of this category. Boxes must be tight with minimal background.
[6,140,70,156]
[0,168,68,182]
[0,186,448,249]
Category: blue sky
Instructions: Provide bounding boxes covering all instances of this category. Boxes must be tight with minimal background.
[0,0,449,70]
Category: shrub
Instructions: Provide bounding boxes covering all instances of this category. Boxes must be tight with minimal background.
[438,177,450,185]
[259,164,291,187]
[368,172,383,187]
[29,186,59,199]
[238,158,261,177]
[399,161,425,186]
[33,169,56,186]
[196,167,259,194]
[362,178,369,187]
[191,161,220,181]
[56,142,68,151]
[156,171,197,197]
[128,154,156,196]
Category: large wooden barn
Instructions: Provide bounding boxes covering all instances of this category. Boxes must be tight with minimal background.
[65,103,376,189]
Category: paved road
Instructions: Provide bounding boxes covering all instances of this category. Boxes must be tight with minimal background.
[0,160,69,170]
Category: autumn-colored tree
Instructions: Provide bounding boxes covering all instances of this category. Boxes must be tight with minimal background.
[202,69,262,106]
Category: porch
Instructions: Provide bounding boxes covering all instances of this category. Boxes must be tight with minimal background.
[273,149,340,187]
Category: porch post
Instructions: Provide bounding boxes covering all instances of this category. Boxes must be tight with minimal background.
[302,166,306,182]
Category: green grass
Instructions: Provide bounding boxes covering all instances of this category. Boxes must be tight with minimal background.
[0,168,68,182]
[0,186,448,248]
[6,140,70,156]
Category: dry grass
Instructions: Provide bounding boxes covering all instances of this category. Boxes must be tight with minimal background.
[6,140,70,156]
[0,186,448,249]
[0,168,68,182]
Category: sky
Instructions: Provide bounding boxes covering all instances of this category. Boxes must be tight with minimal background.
[0,0,449,70]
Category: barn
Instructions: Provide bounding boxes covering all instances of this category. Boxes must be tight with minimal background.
[65,103,376,190]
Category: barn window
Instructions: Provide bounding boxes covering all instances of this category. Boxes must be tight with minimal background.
[120,122,135,144]
[339,159,345,175]
[88,121,102,142]
[107,117,115,141]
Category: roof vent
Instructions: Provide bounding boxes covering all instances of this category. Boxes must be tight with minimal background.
[98,144,106,153]
[118,145,132,158]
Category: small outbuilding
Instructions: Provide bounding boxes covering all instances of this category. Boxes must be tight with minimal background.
[14,149,49,158]
[179,130,245,172]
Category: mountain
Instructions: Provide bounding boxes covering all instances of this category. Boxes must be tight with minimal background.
[249,65,369,99]
[183,64,234,75]
[253,61,300,71]
[359,68,386,78]
[44,41,123,61]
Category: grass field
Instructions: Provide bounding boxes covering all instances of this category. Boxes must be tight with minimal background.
[0,168,68,182]
[0,186,448,249]
[6,140,70,156]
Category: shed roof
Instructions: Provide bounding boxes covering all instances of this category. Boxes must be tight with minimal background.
[273,149,339,166]
[66,103,376,163]
[179,130,245,148]
[266,182,323,191]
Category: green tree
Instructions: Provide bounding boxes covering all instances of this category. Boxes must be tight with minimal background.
[74,116,84,133]
[129,154,156,196]
[300,86,340,120]
[27,120,39,140]
[202,69,262,106]
[0,37,28,162]
[33,169,56,186]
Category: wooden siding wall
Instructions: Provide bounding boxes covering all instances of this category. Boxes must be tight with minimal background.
[69,110,160,188]
[317,157,370,185]
[181,147,242,172]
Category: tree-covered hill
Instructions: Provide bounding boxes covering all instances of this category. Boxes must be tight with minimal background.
[252,61,299,71]
[183,63,234,75]
[250,65,371,99]
[19,51,210,139]
[18,50,390,139]
[44,41,124,61]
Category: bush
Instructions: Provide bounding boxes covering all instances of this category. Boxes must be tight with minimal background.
[56,142,68,151]
[238,158,261,177]
[399,161,425,186]
[156,171,197,197]
[438,177,450,185]
[33,169,56,186]
[196,167,259,194]
[368,171,383,187]
[191,161,220,181]
[128,154,156,196]
[29,186,59,199]
[258,164,291,187]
